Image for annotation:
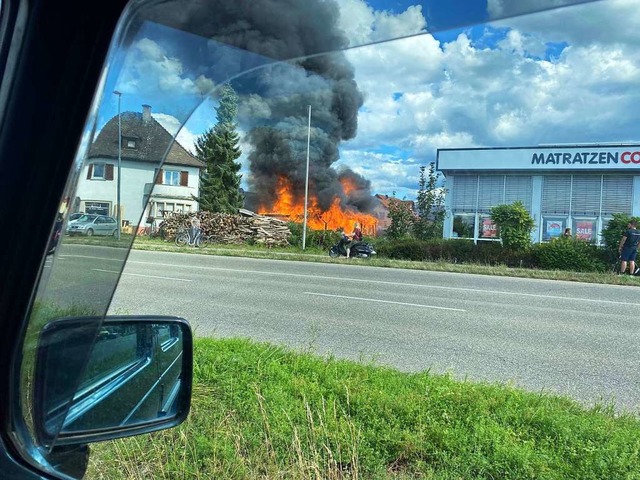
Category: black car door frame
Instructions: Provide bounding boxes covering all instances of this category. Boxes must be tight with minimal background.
[0,0,128,477]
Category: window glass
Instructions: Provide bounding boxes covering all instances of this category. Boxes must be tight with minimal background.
[164,170,180,185]
[573,217,597,242]
[13,0,640,477]
[452,214,475,239]
[92,163,105,179]
[478,215,499,240]
[542,217,567,241]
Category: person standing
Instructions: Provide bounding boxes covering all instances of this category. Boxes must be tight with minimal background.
[618,220,640,274]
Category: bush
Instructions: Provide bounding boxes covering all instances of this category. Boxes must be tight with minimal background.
[531,237,608,272]
[490,202,535,251]
[288,223,343,250]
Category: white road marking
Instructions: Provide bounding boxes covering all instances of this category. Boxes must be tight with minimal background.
[92,268,192,282]
[123,260,640,307]
[304,292,466,311]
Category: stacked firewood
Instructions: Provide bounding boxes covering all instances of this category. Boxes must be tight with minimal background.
[158,209,291,247]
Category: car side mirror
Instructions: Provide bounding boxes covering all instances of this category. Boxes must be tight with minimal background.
[34,316,192,447]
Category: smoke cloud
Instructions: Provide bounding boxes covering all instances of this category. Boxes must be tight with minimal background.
[143,0,371,214]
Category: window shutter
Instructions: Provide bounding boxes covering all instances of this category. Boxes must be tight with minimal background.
[542,176,571,214]
[180,171,188,186]
[105,164,114,181]
[86,164,93,179]
[505,176,532,211]
[571,175,600,215]
[156,168,164,185]
[451,175,478,213]
[602,175,633,215]
[477,175,504,213]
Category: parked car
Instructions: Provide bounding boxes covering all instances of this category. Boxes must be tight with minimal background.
[67,212,85,223]
[66,214,118,236]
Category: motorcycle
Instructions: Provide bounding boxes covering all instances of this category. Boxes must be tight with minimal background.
[329,236,376,259]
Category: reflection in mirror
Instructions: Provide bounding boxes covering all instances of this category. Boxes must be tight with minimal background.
[35,316,192,447]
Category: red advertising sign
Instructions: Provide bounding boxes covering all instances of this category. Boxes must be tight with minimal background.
[576,220,595,241]
[481,217,498,238]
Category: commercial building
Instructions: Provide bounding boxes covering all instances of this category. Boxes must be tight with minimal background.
[437,145,640,244]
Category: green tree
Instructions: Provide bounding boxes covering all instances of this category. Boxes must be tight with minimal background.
[413,163,445,240]
[490,201,535,251]
[193,83,243,213]
[385,193,415,239]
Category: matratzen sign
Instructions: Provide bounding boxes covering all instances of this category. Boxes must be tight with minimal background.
[437,146,640,171]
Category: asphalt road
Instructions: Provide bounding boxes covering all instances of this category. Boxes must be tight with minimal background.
[51,245,640,412]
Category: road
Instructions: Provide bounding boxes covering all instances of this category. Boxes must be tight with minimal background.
[52,245,640,412]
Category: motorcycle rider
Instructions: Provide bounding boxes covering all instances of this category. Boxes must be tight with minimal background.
[345,221,363,259]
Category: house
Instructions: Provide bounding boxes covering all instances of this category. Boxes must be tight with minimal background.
[74,105,204,231]
[372,194,416,233]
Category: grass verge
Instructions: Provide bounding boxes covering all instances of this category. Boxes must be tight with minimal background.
[128,236,640,287]
[87,337,640,479]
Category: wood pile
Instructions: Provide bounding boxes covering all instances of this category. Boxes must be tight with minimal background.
[158,209,291,247]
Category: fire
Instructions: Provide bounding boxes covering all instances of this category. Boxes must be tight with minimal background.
[258,175,378,235]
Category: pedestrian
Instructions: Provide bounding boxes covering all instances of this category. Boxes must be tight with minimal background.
[190,216,201,245]
[618,220,640,274]
[562,227,571,237]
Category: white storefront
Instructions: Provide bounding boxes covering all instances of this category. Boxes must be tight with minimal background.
[437,145,640,244]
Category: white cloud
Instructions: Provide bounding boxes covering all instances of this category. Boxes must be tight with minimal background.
[152,113,199,154]
[117,38,215,97]
[333,0,640,199]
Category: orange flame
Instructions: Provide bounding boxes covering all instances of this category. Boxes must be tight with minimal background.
[258,176,378,235]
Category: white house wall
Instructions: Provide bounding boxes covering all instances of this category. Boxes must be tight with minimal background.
[75,158,200,226]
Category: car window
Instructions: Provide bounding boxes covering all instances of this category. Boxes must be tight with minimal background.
[12,0,640,478]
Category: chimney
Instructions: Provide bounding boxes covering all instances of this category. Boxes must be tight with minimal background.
[142,104,152,122]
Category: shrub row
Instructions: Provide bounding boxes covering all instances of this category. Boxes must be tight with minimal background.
[374,237,610,272]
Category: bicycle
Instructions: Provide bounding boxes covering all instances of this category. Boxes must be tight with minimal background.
[175,227,203,247]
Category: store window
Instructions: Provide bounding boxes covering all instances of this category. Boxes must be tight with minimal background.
[573,218,597,242]
[478,215,499,239]
[542,217,567,241]
[453,214,475,239]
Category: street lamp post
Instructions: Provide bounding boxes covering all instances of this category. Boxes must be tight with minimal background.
[302,105,311,250]
[114,90,122,240]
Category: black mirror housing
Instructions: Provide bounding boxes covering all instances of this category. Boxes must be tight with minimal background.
[34,316,192,447]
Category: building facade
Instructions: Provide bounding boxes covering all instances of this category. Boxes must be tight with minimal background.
[437,145,640,244]
[75,105,204,229]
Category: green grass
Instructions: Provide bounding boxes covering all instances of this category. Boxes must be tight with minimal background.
[87,337,640,479]
[129,237,640,287]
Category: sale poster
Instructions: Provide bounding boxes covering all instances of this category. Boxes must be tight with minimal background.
[576,220,595,241]
[481,217,498,238]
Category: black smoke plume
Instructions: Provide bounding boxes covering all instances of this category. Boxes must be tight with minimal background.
[142,0,371,213]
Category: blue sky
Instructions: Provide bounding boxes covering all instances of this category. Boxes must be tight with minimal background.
[91,0,640,201]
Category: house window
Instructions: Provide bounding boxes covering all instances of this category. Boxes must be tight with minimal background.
[164,170,180,186]
[126,139,136,148]
[155,202,165,217]
[92,163,105,179]
[87,163,113,180]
